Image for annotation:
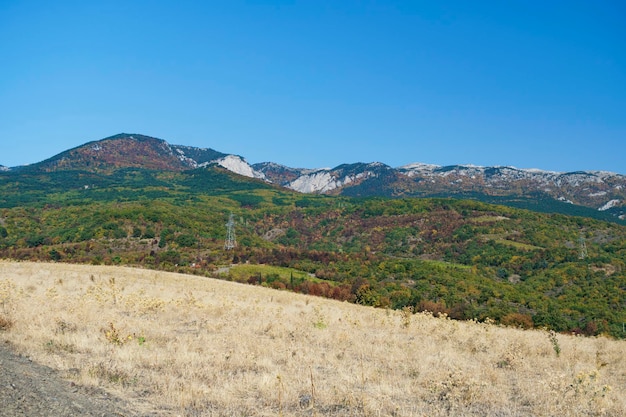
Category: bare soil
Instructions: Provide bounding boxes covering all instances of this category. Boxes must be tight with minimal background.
[0,341,137,417]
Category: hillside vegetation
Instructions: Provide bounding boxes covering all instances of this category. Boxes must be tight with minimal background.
[1,167,626,337]
[1,261,624,416]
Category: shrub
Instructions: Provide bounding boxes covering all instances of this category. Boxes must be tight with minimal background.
[0,314,13,331]
[417,300,449,317]
[175,234,197,247]
[49,248,62,261]
[501,313,534,329]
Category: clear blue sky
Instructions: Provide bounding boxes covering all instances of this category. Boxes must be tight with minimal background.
[1,1,624,173]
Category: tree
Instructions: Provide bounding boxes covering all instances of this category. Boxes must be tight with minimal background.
[175,234,197,247]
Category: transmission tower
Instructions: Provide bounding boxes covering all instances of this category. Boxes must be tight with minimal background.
[578,234,588,260]
[224,213,237,250]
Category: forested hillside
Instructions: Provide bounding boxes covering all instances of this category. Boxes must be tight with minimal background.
[1,166,625,338]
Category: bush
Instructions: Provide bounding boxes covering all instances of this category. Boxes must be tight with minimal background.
[501,313,534,329]
[49,249,62,261]
[159,250,181,265]
[231,194,263,208]
[175,234,197,247]
[0,314,13,331]
[25,235,46,247]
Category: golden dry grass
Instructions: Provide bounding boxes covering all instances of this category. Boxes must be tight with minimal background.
[0,260,625,416]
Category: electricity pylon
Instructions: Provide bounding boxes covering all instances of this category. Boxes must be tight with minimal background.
[579,234,588,260]
[224,213,237,250]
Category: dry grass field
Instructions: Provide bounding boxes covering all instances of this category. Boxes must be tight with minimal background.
[0,260,624,416]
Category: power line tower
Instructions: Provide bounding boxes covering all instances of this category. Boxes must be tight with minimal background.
[578,233,588,260]
[224,213,237,250]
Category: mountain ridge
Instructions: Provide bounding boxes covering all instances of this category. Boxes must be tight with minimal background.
[4,133,625,221]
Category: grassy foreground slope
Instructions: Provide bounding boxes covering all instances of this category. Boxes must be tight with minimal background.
[1,261,624,416]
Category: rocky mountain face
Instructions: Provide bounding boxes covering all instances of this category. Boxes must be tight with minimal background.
[254,162,400,194]
[7,133,626,220]
[396,164,626,212]
[255,161,626,219]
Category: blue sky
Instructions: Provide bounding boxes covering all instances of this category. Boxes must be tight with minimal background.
[1,1,624,173]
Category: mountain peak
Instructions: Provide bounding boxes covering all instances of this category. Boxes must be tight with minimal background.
[29,134,185,172]
[23,133,266,179]
[101,133,165,142]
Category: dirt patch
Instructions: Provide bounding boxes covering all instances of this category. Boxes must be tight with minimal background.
[590,264,617,276]
[0,341,137,417]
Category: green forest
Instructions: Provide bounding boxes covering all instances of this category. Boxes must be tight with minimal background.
[1,166,625,338]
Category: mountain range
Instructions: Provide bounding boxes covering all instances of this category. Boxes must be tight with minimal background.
[5,133,625,222]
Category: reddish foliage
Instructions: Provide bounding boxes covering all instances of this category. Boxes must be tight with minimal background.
[416,300,449,317]
[501,313,534,329]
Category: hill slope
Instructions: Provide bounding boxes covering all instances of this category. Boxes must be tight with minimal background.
[1,261,624,416]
